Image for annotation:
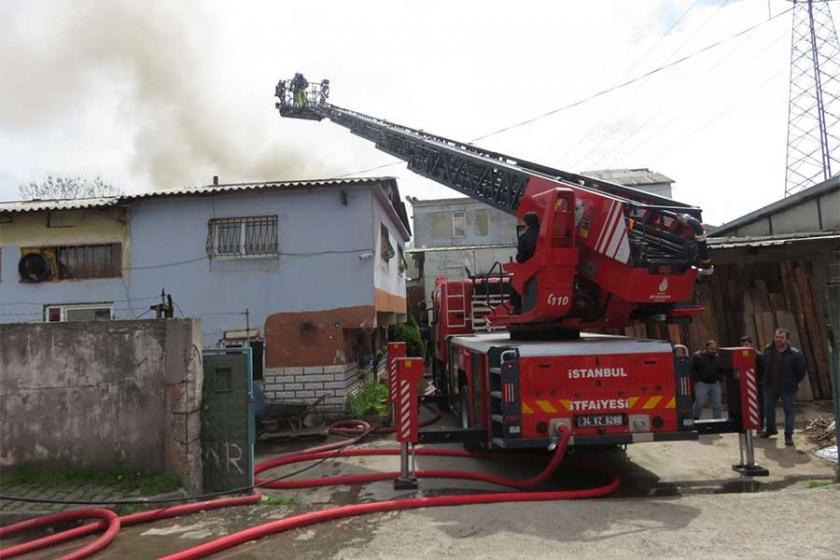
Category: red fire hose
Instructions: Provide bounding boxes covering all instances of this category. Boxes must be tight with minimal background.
[161,426,620,560]
[0,419,618,560]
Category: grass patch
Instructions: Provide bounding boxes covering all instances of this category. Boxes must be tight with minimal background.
[347,380,389,418]
[807,480,837,489]
[260,494,298,506]
[0,467,182,496]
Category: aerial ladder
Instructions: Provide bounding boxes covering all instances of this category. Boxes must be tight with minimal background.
[275,77,767,476]
[276,77,711,338]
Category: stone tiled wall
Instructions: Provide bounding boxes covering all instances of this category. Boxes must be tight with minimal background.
[263,363,364,414]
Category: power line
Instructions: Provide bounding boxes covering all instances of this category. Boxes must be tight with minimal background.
[329,6,793,183]
[646,66,788,163]
[536,0,702,162]
[586,19,789,169]
[468,6,792,143]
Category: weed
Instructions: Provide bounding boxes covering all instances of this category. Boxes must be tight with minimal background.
[806,480,836,489]
[347,380,389,418]
[260,494,298,506]
[0,466,182,496]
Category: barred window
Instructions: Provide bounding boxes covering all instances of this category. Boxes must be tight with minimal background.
[207,216,278,258]
[57,244,121,279]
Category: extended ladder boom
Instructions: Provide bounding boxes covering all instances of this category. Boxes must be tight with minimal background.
[275,77,710,332]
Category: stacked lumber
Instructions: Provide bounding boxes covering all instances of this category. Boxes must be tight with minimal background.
[804,416,837,448]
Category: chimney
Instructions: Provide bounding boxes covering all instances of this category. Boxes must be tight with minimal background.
[212,175,219,186]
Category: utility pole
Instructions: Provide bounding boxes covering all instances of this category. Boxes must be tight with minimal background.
[784,0,840,196]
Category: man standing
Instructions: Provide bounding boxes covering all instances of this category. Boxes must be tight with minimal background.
[760,328,807,446]
[740,335,765,431]
[691,340,724,419]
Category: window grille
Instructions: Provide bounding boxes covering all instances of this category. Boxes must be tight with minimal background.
[207,216,278,258]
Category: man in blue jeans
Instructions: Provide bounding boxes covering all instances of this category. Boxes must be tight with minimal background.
[760,328,807,447]
[691,340,724,419]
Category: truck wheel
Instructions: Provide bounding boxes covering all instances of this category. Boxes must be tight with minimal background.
[461,387,481,452]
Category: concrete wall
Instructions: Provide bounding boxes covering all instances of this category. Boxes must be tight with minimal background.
[410,198,517,248]
[0,319,203,492]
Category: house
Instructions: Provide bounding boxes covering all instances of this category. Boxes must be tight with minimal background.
[582,168,675,198]
[0,177,411,412]
[405,196,517,320]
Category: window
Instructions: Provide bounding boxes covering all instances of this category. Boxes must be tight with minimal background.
[45,303,113,322]
[380,223,394,262]
[430,212,450,240]
[453,211,466,238]
[398,245,406,274]
[474,209,489,237]
[207,216,278,258]
[56,244,122,279]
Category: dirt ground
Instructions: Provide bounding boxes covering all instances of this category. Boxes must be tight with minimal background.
[7,403,839,559]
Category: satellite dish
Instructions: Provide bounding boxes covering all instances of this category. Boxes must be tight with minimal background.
[18,252,52,282]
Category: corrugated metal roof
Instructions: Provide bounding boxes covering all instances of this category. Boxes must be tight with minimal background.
[0,196,120,214]
[710,175,840,237]
[123,177,394,202]
[0,177,395,215]
[406,243,515,253]
[708,231,840,249]
[582,168,675,186]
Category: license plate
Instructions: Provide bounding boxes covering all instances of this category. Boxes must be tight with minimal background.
[575,414,626,428]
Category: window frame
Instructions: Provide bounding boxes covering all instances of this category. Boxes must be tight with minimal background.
[206,216,279,259]
[380,223,395,263]
[45,302,114,322]
[452,211,466,238]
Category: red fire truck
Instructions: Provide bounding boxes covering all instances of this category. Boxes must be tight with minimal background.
[276,78,765,472]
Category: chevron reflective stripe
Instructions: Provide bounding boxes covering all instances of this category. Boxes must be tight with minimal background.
[665,397,676,409]
[745,368,760,427]
[642,396,663,409]
[398,379,411,441]
[595,200,628,263]
[536,400,557,413]
[389,359,398,402]
[595,201,622,253]
[627,397,639,409]
[521,402,534,415]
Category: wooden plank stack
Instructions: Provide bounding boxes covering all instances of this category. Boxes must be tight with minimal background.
[615,257,830,400]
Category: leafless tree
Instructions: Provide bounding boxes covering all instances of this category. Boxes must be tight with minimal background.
[19,175,121,200]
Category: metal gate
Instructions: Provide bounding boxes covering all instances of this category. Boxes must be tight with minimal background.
[201,348,254,493]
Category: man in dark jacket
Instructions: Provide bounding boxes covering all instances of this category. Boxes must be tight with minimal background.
[516,212,540,264]
[509,212,540,313]
[691,340,724,419]
[760,328,807,446]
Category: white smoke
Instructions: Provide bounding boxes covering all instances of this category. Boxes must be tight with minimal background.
[0,1,336,193]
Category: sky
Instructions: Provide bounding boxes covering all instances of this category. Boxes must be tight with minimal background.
[0,0,812,225]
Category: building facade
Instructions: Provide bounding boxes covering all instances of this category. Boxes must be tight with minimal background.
[0,177,410,411]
